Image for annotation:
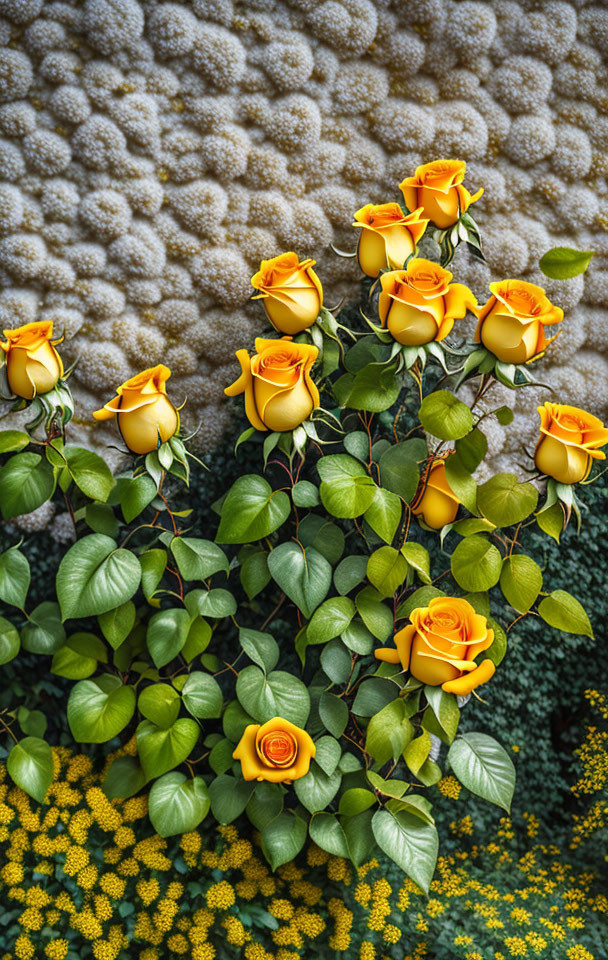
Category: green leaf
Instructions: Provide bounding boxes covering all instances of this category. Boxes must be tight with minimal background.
[298,514,345,566]
[171,538,229,581]
[98,601,136,650]
[400,542,431,584]
[486,617,507,666]
[419,391,474,441]
[68,677,136,743]
[216,475,290,544]
[307,597,355,645]
[148,772,210,838]
[56,535,141,621]
[353,677,400,717]
[448,732,515,812]
[246,781,284,830]
[314,736,341,777]
[209,774,255,825]
[21,601,65,654]
[500,555,543,613]
[63,446,113,502]
[292,481,320,507]
[191,588,236,619]
[455,428,487,472]
[493,405,514,426]
[0,430,29,453]
[319,691,349,738]
[86,502,119,537]
[536,502,564,543]
[182,672,223,718]
[51,632,106,680]
[444,455,478,514]
[424,686,459,744]
[334,555,368,595]
[0,546,30,608]
[0,452,55,519]
[538,590,593,638]
[138,684,180,728]
[355,588,393,641]
[137,718,199,779]
[320,638,352,684]
[209,739,235,776]
[120,475,157,523]
[346,361,402,412]
[182,616,211,663]
[341,620,374,655]
[267,542,331,619]
[223,701,254,743]
[403,730,432,775]
[261,812,308,870]
[367,771,408,799]
[239,627,279,674]
[339,788,376,817]
[240,550,271,600]
[317,454,377,519]
[140,549,167,606]
[539,246,594,280]
[103,756,146,800]
[309,813,350,858]
[7,737,53,804]
[364,487,402,544]
[379,439,427,503]
[396,586,445,620]
[367,546,407,598]
[146,608,191,669]
[372,809,439,893]
[477,474,539,527]
[294,761,341,813]
[0,616,20,665]
[366,699,413,764]
[450,535,502,592]
[341,809,376,867]
[236,667,310,727]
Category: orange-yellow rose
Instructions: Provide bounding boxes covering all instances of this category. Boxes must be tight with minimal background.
[0,320,64,399]
[352,203,429,278]
[399,159,483,230]
[233,716,316,783]
[412,458,460,529]
[375,596,495,696]
[534,402,608,485]
[251,252,323,335]
[93,364,179,455]
[473,279,563,365]
[224,337,319,433]
[378,259,477,346]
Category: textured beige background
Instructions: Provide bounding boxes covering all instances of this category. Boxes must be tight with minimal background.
[1,0,607,475]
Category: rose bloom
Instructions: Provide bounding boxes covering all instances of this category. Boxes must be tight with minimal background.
[375,596,495,696]
[225,337,319,433]
[0,320,63,399]
[251,252,323,335]
[400,159,483,229]
[534,402,608,485]
[474,279,563,365]
[352,202,428,278]
[233,717,316,783]
[93,364,179,455]
[412,458,460,529]
[378,259,477,346]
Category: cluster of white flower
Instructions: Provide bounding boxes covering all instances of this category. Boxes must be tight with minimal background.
[0,0,607,460]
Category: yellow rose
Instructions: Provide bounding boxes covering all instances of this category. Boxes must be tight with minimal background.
[375,596,495,696]
[0,320,64,400]
[93,364,179,455]
[378,259,476,346]
[399,159,483,230]
[224,337,319,433]
[534,402,608,485]
[233,716,316,783]
[473,279,563,365]
[412,457,460,529]
[352,203,429,278]
[251,252,323,335]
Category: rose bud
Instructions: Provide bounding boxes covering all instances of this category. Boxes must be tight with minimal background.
[412,458,461,529]
[233,717,316,783]
[378,259,476,346]
[93,364,179,455]
[400,159,483,229]
[534,402,608,485]
[352,202,429,278]
[0,320,63,399]
[224,337,319,433]
[473,279,563,365]
[375,596,495,696]
[251,252,323,335]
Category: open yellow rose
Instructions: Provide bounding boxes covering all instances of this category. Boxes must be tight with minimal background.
[251,252,323,335]
[233,717,316,783]
[93,364,179,455]
[474,280,563,365]
[352,203,429,278]
[224,337,319,433]
[0,320,64,399]
[412,458,460,529]
[375,596,495,696]
[378,259,476,345]
[400,159,483,230]
[534,402,608,485]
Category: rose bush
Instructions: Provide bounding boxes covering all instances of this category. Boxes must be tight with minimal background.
[0,159,603,892]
